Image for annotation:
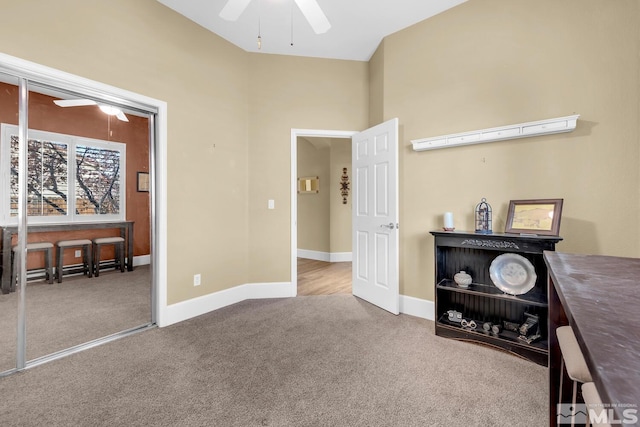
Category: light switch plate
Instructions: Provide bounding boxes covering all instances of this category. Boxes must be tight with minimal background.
[268,199,275,209]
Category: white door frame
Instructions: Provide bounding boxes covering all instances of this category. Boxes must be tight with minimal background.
[290,129,357,295]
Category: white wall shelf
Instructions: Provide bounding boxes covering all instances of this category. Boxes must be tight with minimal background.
[411,114,580,152]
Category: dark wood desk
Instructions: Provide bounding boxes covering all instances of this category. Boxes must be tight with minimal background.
[545,251,640,426]
[1,221,134,294]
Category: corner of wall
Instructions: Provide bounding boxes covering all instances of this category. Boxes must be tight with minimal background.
[368,40,385,127]
[160,281,294,327]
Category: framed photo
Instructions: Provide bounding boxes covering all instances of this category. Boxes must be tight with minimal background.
[505,199,563,236]
[297,176,319,194]
[137,172,150,192]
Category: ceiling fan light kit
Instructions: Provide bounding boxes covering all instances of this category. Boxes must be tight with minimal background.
[98,105,120,116]
[99,106,129,122]
[53,99,129,122]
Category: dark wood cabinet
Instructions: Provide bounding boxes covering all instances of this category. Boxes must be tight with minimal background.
[430,231,562,366]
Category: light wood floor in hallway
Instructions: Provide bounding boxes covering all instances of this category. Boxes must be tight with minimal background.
[297,258,352,296]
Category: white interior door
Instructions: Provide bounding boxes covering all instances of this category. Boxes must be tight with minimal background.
[351,118,399,314]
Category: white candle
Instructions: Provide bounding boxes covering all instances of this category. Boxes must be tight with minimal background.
[444,212,454,230]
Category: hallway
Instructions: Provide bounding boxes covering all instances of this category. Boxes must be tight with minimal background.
[297,258,351,296]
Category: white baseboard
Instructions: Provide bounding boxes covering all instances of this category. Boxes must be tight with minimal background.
[297,249,352,262]
[159,282,433,328]
[133,255,150,266]
[399,295,435,321]
[297,249,330,262]
[160,282,293,327]
[246,282,294,299]
[329,252,352,262]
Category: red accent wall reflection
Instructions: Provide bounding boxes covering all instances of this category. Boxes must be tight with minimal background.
[0,82,150,268]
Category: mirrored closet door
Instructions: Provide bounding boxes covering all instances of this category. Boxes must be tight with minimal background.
[0,68,156,375]
[0,71,20,373]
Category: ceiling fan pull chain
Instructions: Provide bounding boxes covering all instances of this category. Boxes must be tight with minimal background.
[257,17,262,50]
[290,0,294,46]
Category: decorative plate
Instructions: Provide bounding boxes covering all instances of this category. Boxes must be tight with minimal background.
[489,253,537,295]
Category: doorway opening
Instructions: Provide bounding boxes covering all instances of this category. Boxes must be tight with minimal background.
[296,136,352,295]
[292,119,400,314]
[290,129,356,297]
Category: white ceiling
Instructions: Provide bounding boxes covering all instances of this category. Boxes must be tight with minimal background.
[156,0,467,61]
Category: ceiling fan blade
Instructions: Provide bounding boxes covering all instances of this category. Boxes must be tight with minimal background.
[294,0,331,34]
[219,0,252,21]
[53,99,98,107]
[115,111,129,122]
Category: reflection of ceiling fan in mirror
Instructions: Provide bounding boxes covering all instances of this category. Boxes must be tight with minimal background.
[220,0,331,34]
[53,99,129,122]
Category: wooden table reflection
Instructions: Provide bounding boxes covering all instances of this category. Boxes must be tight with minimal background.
[1,221,134,294]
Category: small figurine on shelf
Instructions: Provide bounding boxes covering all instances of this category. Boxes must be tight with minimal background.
[518,333,542,344]
[519,313,540,337]
[475,198,493,234]
[503,321,520,332]
[460,319,477,330]
[453,271,472,288]
[447,310,463,323]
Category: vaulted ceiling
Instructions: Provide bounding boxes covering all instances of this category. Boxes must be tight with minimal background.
[156,0,467,61]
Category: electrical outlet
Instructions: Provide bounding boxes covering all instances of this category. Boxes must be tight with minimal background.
[74,250,81,258]
[193,274,201,286]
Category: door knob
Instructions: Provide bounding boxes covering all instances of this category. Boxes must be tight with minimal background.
[380,222,396,230]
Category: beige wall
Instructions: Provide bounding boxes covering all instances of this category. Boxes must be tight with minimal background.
[382,0,640,301]
[329,139,352,253]
[0,1,368,305]
[247,54,368,283]
[0,0,250,305]
[2,0,637,309]
[368,42,385,126]
[297,138,330,252]
[297,137,352,255]
[297,138,351,254]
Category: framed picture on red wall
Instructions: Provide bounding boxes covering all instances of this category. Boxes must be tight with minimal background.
[137,172,149,192]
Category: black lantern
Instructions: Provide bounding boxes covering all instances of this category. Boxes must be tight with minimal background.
[475,198,492,234]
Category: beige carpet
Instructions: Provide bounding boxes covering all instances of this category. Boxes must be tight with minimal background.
[0,294,548,426]
[0,265,151,372]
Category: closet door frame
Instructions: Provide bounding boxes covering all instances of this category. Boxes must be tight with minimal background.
[0,52,167,375]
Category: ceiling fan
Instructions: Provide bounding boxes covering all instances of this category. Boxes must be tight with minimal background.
[220,0,331,34]
[53,99,129,122]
